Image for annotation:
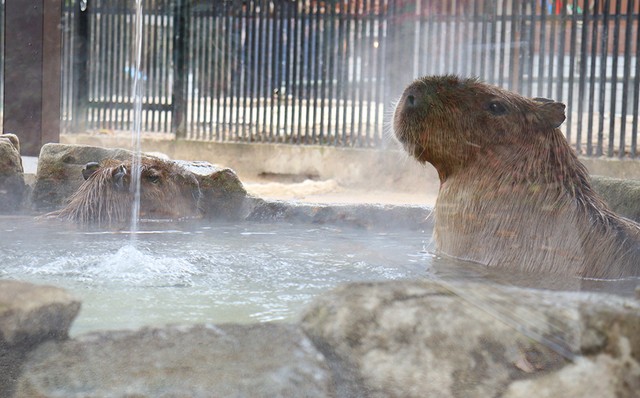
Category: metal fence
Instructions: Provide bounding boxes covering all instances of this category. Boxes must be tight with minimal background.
[58,0,640,157]
[390,0,640,158]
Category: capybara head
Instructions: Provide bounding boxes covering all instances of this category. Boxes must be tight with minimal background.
[51,157,202,225]
[394,75,567,181]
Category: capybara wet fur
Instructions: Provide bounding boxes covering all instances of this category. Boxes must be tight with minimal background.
[49,157,202,226]
[394,75,640,279]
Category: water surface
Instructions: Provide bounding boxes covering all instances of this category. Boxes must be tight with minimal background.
[1,216,432,335]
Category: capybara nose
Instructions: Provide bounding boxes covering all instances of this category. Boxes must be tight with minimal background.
[112,165,128,192]
[403,88,419,108]
[401,85,427,112]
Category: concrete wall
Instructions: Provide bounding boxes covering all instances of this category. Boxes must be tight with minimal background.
[60,134,640,194]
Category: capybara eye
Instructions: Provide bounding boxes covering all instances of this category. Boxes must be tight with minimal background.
[145,173,161,185]
[487,101,508,115]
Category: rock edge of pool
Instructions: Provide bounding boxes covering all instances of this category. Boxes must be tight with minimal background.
[1,278,639,397]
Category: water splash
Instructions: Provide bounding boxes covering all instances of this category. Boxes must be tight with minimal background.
[130,0,144,243]
[94,245,201,286]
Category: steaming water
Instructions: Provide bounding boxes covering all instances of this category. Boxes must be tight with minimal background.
[0,216,433,336]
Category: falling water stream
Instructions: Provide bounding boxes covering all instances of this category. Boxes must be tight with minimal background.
[129,0,144,242]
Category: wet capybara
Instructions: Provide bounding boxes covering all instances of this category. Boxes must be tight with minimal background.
[394,75,640,279]
[49,157,202,225]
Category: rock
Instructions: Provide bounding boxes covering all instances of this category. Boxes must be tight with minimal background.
[0,133,26,212]
[301,280,640,398]
[32,143,132,210]
[174,160,250,221]
[591,175,640,222]
[0,280,81,396]
[15,323,335,398]
[246,199,432,231]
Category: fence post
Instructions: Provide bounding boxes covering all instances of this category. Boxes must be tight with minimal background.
[2,0,62,156]
[172,0,187,138]
[71,0,90,133]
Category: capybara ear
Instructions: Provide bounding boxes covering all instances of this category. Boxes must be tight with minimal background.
[538,101,566,129]
[81,162,101,180]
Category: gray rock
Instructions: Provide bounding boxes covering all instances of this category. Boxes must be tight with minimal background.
[246,199,432,231]
[194,165,250,221]
[301,280,640,398]
[32,143,132,210]
[15,323,335,398]
[591,175,640,222]
[0,280,81,396]
[0,134,26,212]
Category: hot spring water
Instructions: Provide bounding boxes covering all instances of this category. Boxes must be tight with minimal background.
[0,215,432,336]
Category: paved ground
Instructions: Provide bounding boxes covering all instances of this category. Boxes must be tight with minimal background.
[242,178,437,206]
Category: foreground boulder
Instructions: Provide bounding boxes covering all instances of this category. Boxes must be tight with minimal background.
[0,280,80,396]
[301,280,640,398]
[15,323,335,397]
[0,133,26,212]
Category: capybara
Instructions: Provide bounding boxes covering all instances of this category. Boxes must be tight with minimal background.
[393,74,640,279]
[49,157,202,225]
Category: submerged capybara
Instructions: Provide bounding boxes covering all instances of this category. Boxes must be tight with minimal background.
[49,157,202,225]
[394,74,640,279]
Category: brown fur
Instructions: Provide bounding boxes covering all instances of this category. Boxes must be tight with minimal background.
[394,75,640,279]
[49,157,202,226]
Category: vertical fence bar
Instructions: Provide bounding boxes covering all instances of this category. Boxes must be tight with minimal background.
[565,0,578,146]
[597,0,609,156]
[497,0,508,86]
[557,1,568,136]
[538,0,548,97]
[325,0,336,145]
[632,0,640,158]
[586,0,599,156]
[547,0,557,99]
[72,0,90,133]
[269,1,278,142]
[295,0,304,143]
[214,2,223,141]
[619,0,634,158]
[172,0,186,137]
[202,2,211,139]
[608,0,622,157]
[319,1,329,144]
[229,2,238,141]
